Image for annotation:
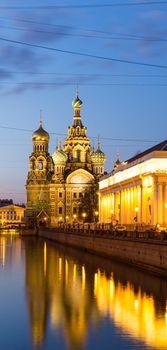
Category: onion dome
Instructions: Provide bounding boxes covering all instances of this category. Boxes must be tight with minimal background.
[72,88,83,109]
[52,142,68,164]
[91,143,106,164]
[32,112,49,141]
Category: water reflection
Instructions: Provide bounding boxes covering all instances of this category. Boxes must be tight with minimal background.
[1,236,167,349]
[0,235,21,268]
[25,239,98,349]
[23,239,167,349]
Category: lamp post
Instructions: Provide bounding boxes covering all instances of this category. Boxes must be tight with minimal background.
[135,207,139,222]
[82,212,86,223]
[59,216,63,227]
[134,207,139,235]
[73,214,77,223]
[94,211,98,223]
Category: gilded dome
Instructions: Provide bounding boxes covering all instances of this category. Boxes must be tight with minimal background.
[32,126,49,141]
[72,95,83,109]
[91,143,106,164]
[52,149,68,164]
[32,112,49,142]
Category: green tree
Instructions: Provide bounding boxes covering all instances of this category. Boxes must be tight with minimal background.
[79,184,98,222]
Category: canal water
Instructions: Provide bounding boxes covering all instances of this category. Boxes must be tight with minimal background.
[0,235,167,350]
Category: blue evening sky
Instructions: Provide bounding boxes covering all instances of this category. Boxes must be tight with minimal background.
[0,0,167,203]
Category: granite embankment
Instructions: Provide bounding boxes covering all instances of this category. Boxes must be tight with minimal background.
[39,228,167,277]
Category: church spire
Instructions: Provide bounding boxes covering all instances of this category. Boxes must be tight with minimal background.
[76,83,79,98]
[40,109,43,127]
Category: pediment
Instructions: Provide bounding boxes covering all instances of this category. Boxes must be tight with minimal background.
[66,169,94,184]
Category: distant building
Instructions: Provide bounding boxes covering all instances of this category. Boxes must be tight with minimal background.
[26,93,106,225]
[0,205,25,226]
[99,140,167,226]
[0,199,13,207]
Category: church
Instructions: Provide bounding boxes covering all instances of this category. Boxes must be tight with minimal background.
[26,93,106,226]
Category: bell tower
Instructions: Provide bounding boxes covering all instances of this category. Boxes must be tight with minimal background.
[27,111,53,183]
[64,91,92,170]
[26,112,53,221]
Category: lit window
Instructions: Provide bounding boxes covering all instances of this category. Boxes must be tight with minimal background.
[38,160,43,170]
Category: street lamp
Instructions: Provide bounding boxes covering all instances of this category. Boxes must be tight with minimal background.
[82,212,86,223]
[134,207,139,222]
[95,211,98,222]
[73,214,77,223]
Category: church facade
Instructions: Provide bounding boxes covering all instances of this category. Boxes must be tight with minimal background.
[26,94,106,226]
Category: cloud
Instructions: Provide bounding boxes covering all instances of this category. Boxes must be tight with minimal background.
[0,10,76,94]
[4,74,99,95]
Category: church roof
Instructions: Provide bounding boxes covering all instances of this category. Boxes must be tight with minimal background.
[91,143,106,164]
[32,125,49,141]
[32,111,49,141]
[52,143,68,164]
[72,95,83,109]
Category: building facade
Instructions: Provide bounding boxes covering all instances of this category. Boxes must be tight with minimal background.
[0,205,25,226]
[26,94,106,226]
[99,140,167,227]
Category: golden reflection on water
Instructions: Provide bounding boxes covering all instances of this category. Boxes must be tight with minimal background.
[6,239,167,349]
[0,234,21,268]
[94,270,167,349]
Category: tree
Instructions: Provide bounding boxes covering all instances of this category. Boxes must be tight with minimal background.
[79,184,98,222]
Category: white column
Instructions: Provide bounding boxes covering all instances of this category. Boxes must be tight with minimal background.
[140,185,143,223]
[120,190,123,224]
[157,183,163,225]
[164,184,167,226]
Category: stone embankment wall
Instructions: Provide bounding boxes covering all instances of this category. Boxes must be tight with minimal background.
[39,229,167,277]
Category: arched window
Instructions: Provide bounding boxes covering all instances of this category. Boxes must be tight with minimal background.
[76,150,81,162]
[38,160,43,170]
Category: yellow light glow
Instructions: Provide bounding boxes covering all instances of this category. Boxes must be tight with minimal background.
[95,211,98,216]
[43,242,47,276]
[58,257,62,280]
[65,259,68,285]
[94,270,167,349]
[82,266,86,292]
[73,264,76,285]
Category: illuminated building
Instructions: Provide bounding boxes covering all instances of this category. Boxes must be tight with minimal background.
[0,205,25,226]
[26,93,106,225]
[99,140,167,226]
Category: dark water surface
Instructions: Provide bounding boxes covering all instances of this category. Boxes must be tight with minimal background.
[0,234,167,350]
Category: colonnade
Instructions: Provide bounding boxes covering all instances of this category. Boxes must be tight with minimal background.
[99,177,167,227]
